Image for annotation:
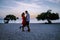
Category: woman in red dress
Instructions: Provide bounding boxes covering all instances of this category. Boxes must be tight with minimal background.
[21,12,26,31]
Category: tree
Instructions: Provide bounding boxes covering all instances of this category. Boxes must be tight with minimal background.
[36,10,59,24]
[4,14,19,23]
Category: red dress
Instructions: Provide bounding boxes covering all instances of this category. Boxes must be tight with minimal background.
[22,16,26,26]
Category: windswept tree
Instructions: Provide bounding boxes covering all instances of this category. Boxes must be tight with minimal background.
[4,14,19,23]
[36,10,59,24]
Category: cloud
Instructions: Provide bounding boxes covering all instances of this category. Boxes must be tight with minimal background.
[0,0,50,14]
[0,0,19,7]
[0,0,60,18]
[46,0,60,3]
[15,1,51,13]
[15,1,40,8]
[16,0,43,4]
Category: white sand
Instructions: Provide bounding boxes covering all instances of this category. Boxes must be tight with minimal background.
[0,23,60,40]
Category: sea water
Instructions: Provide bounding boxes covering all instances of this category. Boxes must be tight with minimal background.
[0,18,60,23]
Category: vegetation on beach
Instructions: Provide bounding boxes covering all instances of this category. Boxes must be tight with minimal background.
[3,10,59,24]
[36,10,59,24]
[4,14,18,23]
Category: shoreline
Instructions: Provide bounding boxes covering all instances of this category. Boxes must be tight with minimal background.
[0,22,60,24]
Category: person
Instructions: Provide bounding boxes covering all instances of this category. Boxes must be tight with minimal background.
[25,11,30,32]
[20,12,26,31]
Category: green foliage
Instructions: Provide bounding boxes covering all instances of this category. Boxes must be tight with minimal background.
[4,15,17,20]
[4,14,18,23]
[36,10,59,23]
[36,10,59,20]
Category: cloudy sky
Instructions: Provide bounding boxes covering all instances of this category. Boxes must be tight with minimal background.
[0,0,60,19]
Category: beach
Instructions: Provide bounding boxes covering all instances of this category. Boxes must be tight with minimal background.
[0,23,60,40]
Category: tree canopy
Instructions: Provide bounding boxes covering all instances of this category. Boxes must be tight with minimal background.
[4,14,18,23]
[36,10,59,23]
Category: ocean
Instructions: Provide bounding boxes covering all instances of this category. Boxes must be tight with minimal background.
[0,18,60,23]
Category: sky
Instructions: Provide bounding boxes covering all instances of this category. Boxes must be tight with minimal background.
[0,0,60,19]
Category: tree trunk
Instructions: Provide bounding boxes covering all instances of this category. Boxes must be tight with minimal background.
[4,20,9,23]
[47,19,52,24]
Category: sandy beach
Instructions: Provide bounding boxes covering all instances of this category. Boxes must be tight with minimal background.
[0,23,60,40]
